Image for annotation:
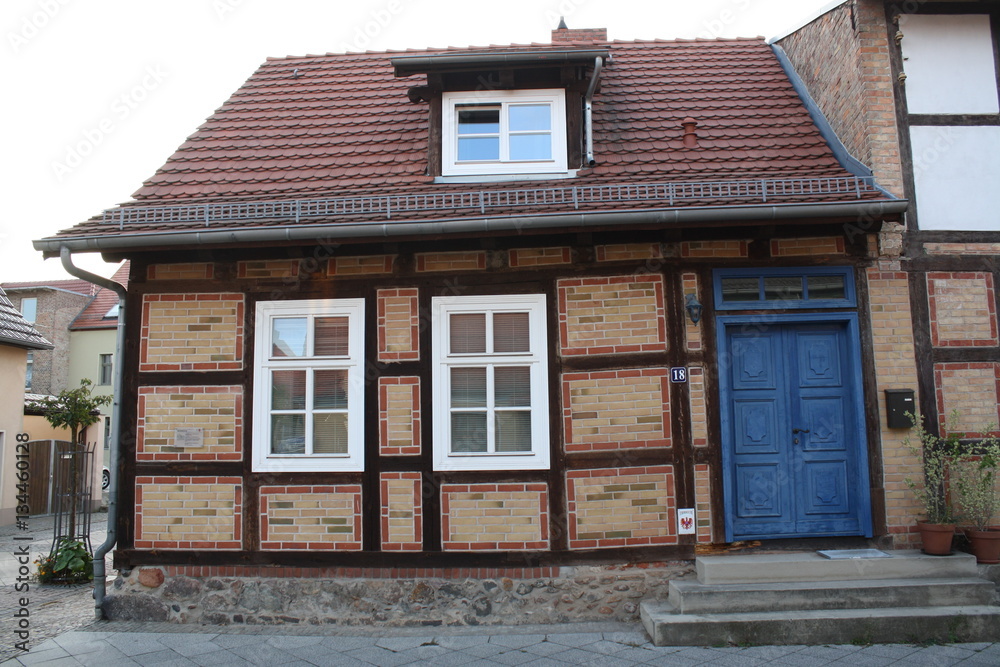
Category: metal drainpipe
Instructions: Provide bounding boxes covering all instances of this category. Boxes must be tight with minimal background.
[584,55,604,167]
[60,247,126,620]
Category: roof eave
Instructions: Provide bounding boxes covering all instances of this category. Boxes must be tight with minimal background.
[36,199,908,257]
[0,335,54,351]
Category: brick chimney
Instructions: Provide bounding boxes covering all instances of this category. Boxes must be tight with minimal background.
[551,18,607,43]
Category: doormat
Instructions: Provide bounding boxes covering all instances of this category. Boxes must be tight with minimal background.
[816,549,892,559]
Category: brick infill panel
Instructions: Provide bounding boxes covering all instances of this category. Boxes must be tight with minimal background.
[377,289,420,361]
[137,386,243,461]
[927,272,998,347]
[237,260,300,279]
[933,362,1000,436]
[147,263,214,280]
[139,293,244,372]
[680,240,748,258]
[161,565,560,579]
[381,472,423,551]
[328,255,395,275]
[378,377,421,456]
[441,483,549,551]
[259,485,362,551]
[924,243,1000,256]
[566,466,676,549]
[508,247,572,267]
[595,244,663,262]
[415,251,486,272]
[562,368,670,452]
[770,237,845,257]
[135,476,242,550]
[557,274,667,356]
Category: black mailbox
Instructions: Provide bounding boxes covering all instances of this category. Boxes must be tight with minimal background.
[885,389,916,429]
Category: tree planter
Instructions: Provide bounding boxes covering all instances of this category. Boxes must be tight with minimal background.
[917,522,955,555]
[964,529,1000,564]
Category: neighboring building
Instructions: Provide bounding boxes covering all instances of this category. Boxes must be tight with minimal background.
[35,25,920,623]
[0,287,52,525]
[0,278,94,395]
[776,1,1000,538]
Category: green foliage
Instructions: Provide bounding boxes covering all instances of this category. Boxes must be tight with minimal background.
[38,378,111,443]
[952,431,1000,532]
[904,411,961,525]
[35,538,93,584]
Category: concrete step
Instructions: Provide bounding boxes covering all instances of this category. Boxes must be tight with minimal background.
[640,601,1000,646]
[696,550,978,584]
[668,577,996,614]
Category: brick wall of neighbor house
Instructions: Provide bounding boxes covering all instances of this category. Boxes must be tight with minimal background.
[12,288,89,394]
[778,0,904,197]
[116,232,915,622]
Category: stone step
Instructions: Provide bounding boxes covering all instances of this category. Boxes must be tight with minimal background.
[696,550,978,584]
[640,601,1000,646]
[668,577,996,614]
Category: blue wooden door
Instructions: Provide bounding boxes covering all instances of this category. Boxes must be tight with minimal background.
[722,320,871,540]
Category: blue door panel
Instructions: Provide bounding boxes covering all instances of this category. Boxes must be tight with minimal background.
[722,317,871,540]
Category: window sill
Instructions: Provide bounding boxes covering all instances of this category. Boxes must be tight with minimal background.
[434,170,578,185]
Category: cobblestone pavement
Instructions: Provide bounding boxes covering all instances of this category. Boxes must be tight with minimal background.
[0,511,112,663]
[1,622,999,666]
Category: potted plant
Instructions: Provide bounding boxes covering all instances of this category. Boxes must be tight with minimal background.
[952,429,1000,564]
[904,412,959,554]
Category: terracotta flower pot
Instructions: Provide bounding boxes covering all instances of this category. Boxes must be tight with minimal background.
[917,522,955,555]
[964,528,1000,564]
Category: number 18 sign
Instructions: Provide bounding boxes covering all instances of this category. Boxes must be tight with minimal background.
[670,367,688,383]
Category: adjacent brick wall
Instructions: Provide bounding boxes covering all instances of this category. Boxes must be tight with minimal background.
[415,251,486,272]
[927,272,998,347]
[778,0,904,196]
[140,294,244,372]
[377,289,420,361]
[378,377,421,456]
[441,484,548,550]
[566,467,676,549]
[259,485,362,551]
[557,275,667,356]
[562,368,670,452]
[328,255,395,276]
[934,363,1000,434]
[380,472,423,551]
[508,247,572,267]
[866,267,922,545]
[147,263,214,280]
[770,237,845,257]
[135,477,242,549]
[137,386,242,461]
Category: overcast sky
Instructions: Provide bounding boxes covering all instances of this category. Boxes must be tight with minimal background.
[1,0,838,282]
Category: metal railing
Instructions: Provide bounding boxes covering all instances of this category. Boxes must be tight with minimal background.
[102,176,879,229]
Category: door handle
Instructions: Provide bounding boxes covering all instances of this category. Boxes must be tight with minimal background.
[792,428,810,434]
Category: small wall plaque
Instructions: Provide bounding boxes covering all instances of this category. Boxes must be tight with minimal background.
[670,367,688,383]
[677,508,696,534]
[174,427,204,448]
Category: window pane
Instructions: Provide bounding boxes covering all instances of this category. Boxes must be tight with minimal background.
[314,369,348,409]
[493,312,530,352]
[509,133,552,160]
[271,414,305,454]
[451,367,487,407]
[314,414,348,454]
[495,366,530,407]
[720,278,759,302]
[315,317,349,356]
[272,370,306,410]
[458,136,500,161]
[450,313,486,353]
[457,107,500,134]
[807,275,847,300]
[764,276,804,301]
[272,317,307,357]
[495,412,532,452]
[451,413,487,452]
[509,104,551,131]
[20,298,37,323]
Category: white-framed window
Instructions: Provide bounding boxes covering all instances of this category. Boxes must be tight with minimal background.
[20,298,37,323]
[252,299,365,472]
[431,294,549,471]
[441,89,567,177]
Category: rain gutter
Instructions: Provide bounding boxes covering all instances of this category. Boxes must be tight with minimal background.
[36,200,908,255]
[58,247,126,620]
[584,56,604,167]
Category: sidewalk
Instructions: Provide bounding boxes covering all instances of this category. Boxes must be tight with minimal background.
[2,516,999,665]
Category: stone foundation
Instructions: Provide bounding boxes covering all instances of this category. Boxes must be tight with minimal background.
[103,562,692,626]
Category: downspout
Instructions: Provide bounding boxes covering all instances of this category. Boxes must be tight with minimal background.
[584,55,604,167]
[60,247,126,620]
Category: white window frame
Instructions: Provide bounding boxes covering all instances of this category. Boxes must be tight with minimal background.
[441,89,567,177]
[431,294,550,471]
[252,298,365,472]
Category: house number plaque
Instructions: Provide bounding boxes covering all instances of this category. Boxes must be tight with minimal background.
[174,428,204,448]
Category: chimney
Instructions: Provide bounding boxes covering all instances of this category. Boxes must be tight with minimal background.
[682,118,699,148]
[551,18,608,43]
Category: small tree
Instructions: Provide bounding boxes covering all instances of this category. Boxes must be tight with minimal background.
[38,379,111,543]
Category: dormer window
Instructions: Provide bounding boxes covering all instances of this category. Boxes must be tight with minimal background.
[442,89,567,176]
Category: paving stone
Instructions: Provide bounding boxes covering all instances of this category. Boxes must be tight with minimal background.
[186,651,249,667]
[12,647,72,666]
[342,646,415,667]
[542,633,602,648]
[316,636,379,651]
[489,635,547,649]
[284,644,369,667]
[485,649,537,666]
[261,636,323,650]
[374,636,436,651]
[435,636,491,650]
[104,634,170,657]
[602,631,652,647]
[519,641,569,657]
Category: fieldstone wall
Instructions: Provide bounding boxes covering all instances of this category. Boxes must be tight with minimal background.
[103,562,692,626]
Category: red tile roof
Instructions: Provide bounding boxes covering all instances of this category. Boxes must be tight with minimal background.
[69,262,129,331]
[1,278,97,296]
[41,38,897,246]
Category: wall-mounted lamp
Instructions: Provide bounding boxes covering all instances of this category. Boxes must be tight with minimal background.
[685,293,703,325]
